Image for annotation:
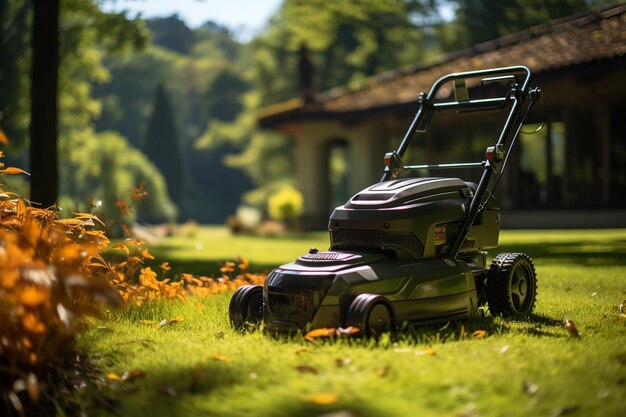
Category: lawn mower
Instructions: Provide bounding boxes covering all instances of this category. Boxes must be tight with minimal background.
[230,66,542,336]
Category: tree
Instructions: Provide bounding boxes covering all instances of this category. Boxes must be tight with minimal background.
[146,15,194,54]
[437,0,604,50]
[250,0,436,106]
[194,0,438,211]
[203,69,249,122]
[93,16,253,222]
[1,0,149,208]
[0,1,30,150]
[143,84,185,203]
[29,0,60,208]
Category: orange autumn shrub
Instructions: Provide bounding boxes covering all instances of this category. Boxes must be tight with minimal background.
[0,152,267,414]
[182,258,266,299]
[101,240,265,305]
[0,164,122,413]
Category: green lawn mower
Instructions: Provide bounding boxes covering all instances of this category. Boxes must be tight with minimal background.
[230,66,543,336]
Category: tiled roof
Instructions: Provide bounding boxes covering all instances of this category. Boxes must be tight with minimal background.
[258,5,626,124]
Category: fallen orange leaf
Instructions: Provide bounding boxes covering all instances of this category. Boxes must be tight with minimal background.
[122,369,146,382]
[564,319,580,338]
[472,330,487,338]
[296,364,318,374]
[335,357,351,367]
[305,328,337,339]
[305,393,338,405]
[416,347,436,356]
[374,366,390,377]
[105,373,121,381]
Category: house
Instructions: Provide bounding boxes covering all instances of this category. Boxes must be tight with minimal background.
[257,5,626,229]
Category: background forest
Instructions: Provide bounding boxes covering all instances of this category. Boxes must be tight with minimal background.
[0,0,618,226]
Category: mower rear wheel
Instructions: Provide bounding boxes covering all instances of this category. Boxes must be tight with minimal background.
[486,253,537,316]
[346,294,394,337]
[229,285,263,330]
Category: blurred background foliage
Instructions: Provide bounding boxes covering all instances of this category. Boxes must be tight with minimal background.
[0,0,617,225]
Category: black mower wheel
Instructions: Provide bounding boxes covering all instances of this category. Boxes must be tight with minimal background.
[346,294,394,337]
[486,253,537,317]
[229,285,263,330]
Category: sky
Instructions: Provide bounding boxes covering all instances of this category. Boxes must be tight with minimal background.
[102,0,284,40]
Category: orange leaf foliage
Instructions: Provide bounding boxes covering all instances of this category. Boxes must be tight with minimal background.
[0,129,9,146]
[19,287,50,307]
[305,393,339,405]
[0,152,267,413]
[1,167,29,175]
[0,128,9,145]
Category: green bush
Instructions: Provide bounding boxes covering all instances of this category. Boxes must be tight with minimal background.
[267,184,303,221]
[59,129,176,223]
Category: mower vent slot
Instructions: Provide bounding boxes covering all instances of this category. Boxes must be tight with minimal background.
[305,252,342,260]
[330,230,423,258]
[352,192,395,201]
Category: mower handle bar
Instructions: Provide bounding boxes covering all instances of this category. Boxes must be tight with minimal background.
[380,65,538,259]
[390,66,532,160]
[428,65,532,102]
[403,162,485,170]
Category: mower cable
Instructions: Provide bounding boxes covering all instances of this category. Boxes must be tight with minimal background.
[476,93,538,212]
[520,101,547,135]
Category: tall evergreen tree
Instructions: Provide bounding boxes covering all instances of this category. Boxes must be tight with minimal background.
[143,84,184,204]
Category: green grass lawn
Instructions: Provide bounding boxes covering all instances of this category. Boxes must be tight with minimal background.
[77,229,626,417]
[145,226,329,276]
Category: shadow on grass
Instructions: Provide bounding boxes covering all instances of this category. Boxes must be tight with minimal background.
[85,311,567,416]
[86,360,241,416]
[262,310,564,347]
[493,239,626,266]
[87,360,388,417]
[146,236,626,278]
[397,310,567,342]
[142,255,280,277]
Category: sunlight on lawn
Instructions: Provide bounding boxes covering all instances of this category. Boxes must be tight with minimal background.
[77,229,626,417]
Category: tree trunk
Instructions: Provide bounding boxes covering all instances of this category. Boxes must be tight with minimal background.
[29,0,59,207]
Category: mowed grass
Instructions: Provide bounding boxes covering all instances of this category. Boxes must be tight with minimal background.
[145,226,329,276]
[77,229,626,417]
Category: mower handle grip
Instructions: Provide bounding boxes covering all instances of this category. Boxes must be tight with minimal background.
[427,66,533,101]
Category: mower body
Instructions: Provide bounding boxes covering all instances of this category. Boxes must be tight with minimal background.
[264,177,497,333]
[229,66,541,335]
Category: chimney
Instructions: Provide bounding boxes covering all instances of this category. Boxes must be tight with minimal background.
[298,43,314,103]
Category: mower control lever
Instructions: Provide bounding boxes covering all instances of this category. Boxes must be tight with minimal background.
[485,144,505,170]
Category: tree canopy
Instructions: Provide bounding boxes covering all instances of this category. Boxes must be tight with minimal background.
[437,0,612,50]
[250,0,437,106]
[3,0,616,223]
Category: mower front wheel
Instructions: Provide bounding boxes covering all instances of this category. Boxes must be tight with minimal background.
[486,253,537,317]
[229,285,264,330]
[346,294,394,337]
